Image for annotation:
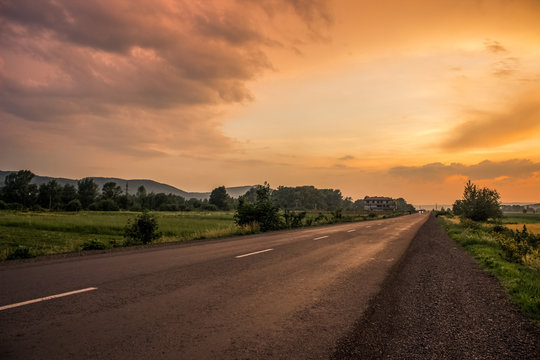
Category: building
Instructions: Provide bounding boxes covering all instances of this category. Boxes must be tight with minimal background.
[364,196,396,211]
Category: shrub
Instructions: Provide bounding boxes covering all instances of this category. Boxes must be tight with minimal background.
[7,246,35,260]
[124,211,162,245]
[89,199,119,211]
[65,199,82,211]
[6,203,24,211]
[0,200,7,209]
[234,184,282,232]
[81,239,108,251]
[159,203,179,211]
[283,210,307,228]
[314,212,327,224]
[31,204,44,212]
[331,209,343,223]
[201,203,219,211]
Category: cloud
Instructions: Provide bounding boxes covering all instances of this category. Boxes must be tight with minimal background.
[0,0,332,156]
[492,57,520,77]
[441,89,540,150]
[338,155,355,161]
[484,40,508,54]
[389,159,540,182]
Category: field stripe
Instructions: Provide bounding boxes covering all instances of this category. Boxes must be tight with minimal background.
[0,287,98,311]
[235,248,274,258]
[314,236,329,240]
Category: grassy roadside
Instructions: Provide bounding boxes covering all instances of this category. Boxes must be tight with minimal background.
[439,217,540,323]
[0,210,405,261]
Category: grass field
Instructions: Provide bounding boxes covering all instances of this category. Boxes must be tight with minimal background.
[501,213,540,224]
[440,217,540,323]
[502,213,540,235]
[0,211,238,260]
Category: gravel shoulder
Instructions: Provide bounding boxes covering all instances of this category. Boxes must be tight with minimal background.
[332,215,540,359]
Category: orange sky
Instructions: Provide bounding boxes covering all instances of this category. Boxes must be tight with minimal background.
[1,0,539,204]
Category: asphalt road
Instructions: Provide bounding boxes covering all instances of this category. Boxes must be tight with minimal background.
[0,214,428,359]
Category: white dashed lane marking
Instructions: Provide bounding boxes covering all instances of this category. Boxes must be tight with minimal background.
[235,248,274,258]
[0,287,98,311]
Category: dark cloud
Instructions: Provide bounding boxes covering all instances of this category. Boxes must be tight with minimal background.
[0,0,332,155]
[389,159,540,182]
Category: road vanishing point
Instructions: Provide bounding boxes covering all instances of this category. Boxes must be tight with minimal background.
[1,214,539,359]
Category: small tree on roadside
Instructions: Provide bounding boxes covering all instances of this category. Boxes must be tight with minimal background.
[124,211,162,244]
[234,183,282,232]
[453,180,502,222]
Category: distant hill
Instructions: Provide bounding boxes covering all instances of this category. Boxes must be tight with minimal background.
[0,171,253,200]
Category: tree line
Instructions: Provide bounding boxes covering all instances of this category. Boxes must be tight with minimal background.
[0,170,416,213]
[0,170,220,211]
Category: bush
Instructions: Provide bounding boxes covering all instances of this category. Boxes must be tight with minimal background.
[89,199,119,211]
[124,211,162,245]
[6,203,24,211]
[201,203,219,211]
[31,204,44,212]
[234,185,282,232]
[494,225,540,268]
[0,200,7,210]
[7,246,35,260]
[81,239,108,251]
[283,210,307,228]
[65,199,82,211]
[159,203,179,211]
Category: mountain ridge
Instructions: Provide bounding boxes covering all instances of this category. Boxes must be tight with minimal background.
[0,171,253,200]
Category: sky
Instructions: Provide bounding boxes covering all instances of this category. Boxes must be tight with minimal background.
[1,0,540,205]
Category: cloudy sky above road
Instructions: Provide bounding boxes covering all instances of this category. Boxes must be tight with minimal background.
[1,0,539,204]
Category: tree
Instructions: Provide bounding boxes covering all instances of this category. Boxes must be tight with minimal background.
[101,182,122,201]
[78,178,98,209]
[135,185,148,210]
[209,186,231,210]
[453,180,502,221]
[38,180,62,209]
[1,170,38,208]
[61,184,78,206]
[234,183,281,231]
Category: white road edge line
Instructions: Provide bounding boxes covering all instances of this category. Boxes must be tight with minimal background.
[347,229,356,233]
[235,248,274,258]
[0,287,98,311]
[314,236,329,240]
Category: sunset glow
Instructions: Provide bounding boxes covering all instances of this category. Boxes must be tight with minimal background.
[1,0,539,204]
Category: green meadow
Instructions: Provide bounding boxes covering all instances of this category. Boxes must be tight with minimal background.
[0,211,238,260]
